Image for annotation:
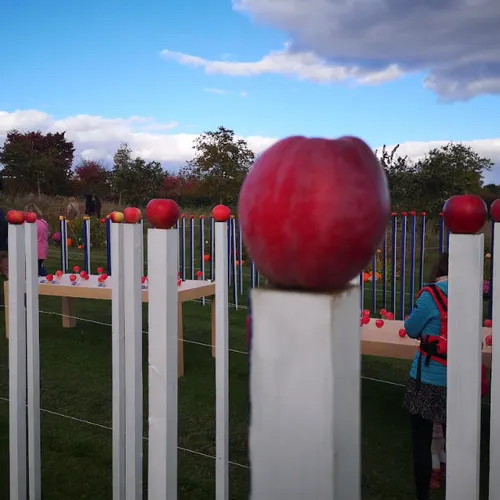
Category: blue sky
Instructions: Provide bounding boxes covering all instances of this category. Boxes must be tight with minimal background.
[1,0,499,179]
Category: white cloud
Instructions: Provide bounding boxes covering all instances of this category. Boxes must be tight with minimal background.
[230,0,500,100]
[1,109,500,181]
[203,88,227,94]
[161,44,404,86]
[240,91,248,97]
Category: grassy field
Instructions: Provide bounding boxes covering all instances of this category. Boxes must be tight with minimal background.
[0,241,494,499]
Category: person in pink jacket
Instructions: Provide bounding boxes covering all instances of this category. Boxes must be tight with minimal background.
[25,204,49,276]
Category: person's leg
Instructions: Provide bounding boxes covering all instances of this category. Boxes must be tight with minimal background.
[0,252,8,279]
[411,413,434,500]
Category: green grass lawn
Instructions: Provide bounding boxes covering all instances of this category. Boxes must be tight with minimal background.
[0,246,493,499]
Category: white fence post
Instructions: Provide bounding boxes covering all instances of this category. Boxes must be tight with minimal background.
[122,219,143,500]
[490,199,500,498]
[443,195,487,500]
[147,205,179,499]
[213,205,230,500]
[25,218,41,500]
[8,217,27,500]
[111,221,126,500]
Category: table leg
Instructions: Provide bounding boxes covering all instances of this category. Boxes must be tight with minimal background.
[62,297,77,328]
[4,281,9,339]
[211,296,216,358]
[178,301,184,377]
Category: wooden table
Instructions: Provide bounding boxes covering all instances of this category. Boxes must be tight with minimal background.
[361,319,492,366]
[4,275,216,377]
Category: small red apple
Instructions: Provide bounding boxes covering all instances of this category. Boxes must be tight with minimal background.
[25,212,37,223]
[46,274,53,282]
[97,267,104,274]
[69,274,77,282]
[124,207,142,224]
[401,211,408,217]
[212,205,231,222]
[484,319,492,328]
[237,136,390,290]
[380,308,387,317]
[398,329,407,338]
[442,195,488,234]
[362,309,370,317]
[177,278,182,286]
[203,254,210,262]
[196,270,203,278]
[73,266,80,273]
[100,218,106,224]
[7,210,25,225]
[80,271,87,278]
[491,199,500,222]
[361,316,370,325]
[486,335,493,347]
[56,270,63,277]
[146,199,180,229]
[109,211,125,223]
[375,319,384,328]
[386,312,394,320]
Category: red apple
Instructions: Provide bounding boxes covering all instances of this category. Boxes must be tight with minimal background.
[212,205,231,222]
[146,199,180,229]
[97,267,104,274]
[25,212,37,223]
[442,195,487,234]
[486,335,493,347]
[69,274,77,282]
[73,265,80,273]
[491,199,500,222]
[386,312,394,320]
[398,329,407,338]
[484,319,492,328]
[361,316,370,325]
[380,308,387,317]
[100,218,106,224]
[7,210,25,225]
[124,207,142,224]
[362,309,370,317]
[46,274,54,282]
[237,136,390,290]
[109,211,125,223]
[375,319,384,328]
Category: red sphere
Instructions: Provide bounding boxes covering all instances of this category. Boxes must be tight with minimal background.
[491,199,500,223]
[398,328,407,338]
[46,274,54,282]
[124,207,142,224]
[410,211,416,216]
[386,312,394,320]
[486,335,493,347]
[421,212,427,216]
[212,205,231,222]
[69,274,77,282]
[380,308,387,317]
[484,319,492,328]
[237,136,390,290]
[73,265,80,273]
[7,210,25,225]
[97,267,104,274]
[442,195,488,234]
[361,316,370,325]
[362,309,370,317]
[146,199,180,229]
[375,319,384,328]
[25,212,37,223]
[401,211,408,217]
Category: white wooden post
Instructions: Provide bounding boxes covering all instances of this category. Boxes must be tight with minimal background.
[147,225,179,499]
[25,221,41,499]
[215,213,230,500]
[9,222,27,500]
[447,232,484,500]
[490,204,500,498]
[111,221,126,500]
[122,222,143,500]
[83,216,91,273]
[249,286,361,499]
[140,219,144,275]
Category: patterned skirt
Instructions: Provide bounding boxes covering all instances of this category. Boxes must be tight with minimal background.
[402,377,447,425]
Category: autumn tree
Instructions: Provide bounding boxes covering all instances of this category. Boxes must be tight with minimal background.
[111,142,164,205]
[0,130,75,195]
[74,159,110,195]
[181,126,254,203]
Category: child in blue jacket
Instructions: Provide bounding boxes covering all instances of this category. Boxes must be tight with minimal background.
[402,252,448,500]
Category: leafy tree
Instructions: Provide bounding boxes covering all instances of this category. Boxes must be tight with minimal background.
[181,126,254,203]
[111,142,164,205]
[0,130,75,195]
[74,159,110,195]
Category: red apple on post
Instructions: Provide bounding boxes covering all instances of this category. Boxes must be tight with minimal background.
[442,195,488,234]
[238,135,390,290]
[484,319,492,328]
[7,210,25,225]
[146,199,180,229]
[124,207,142,224]
[109,211,125,223]
[212,205,231,222]
[491,199,500,222]
[25,212,37,223]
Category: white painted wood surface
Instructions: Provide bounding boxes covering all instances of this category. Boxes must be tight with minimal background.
[84,218,91,273]
[8,224,27,500]
[147,228,179,499]
[63,218,69,271]
[110,222,126,500]
[25,222,41,499]
[123,223,143,500]
[249,286,361,500]
[215,221,229,500]
[140,219,144,275]
[490,222,500,499]
[447,233,484,500]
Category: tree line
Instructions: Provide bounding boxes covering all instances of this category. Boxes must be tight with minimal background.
[0,126,497,213]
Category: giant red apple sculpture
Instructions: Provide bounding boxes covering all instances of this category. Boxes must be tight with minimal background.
[490,199,500,223]
[238,135,391,290]
[146,199,180,229]
[442,195,487,234]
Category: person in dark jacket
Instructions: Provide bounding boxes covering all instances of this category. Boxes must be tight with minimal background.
[0,209,8,278]
[93,195,102,218]
[85,194,95,216]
